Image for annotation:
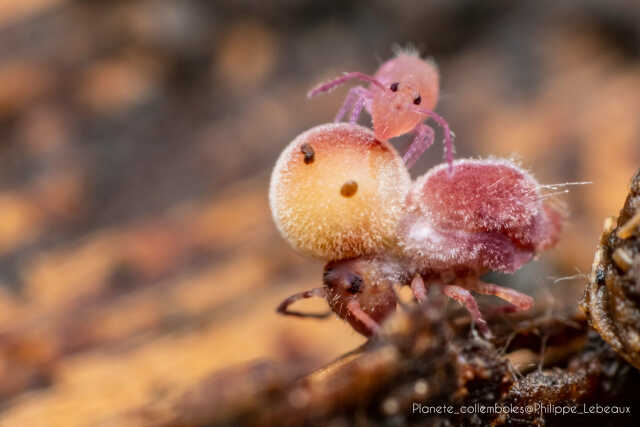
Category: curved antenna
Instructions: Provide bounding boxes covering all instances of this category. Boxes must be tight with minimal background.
[411,106,455,173]
[276,287,331,318]
[308,72,385,98]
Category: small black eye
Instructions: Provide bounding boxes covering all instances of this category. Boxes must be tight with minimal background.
[347,275,363,293]
[390,82,399,92]
[413,95,421,105]
[322,269,334,286]
[300,143,315,164]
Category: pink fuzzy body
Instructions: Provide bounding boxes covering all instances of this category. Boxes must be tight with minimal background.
[307,50,453,169]
[398,158,565,273]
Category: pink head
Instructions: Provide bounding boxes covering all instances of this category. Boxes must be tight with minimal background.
[307,50,441,143]
[370,52,440,141]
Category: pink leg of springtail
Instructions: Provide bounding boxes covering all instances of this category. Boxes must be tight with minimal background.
[442,284,492,339]
[412,107,455,173]
[308,72,385,98]
[334,86,362,122]
[410,275,429,304]
[403,124,435,169]
[334,86,370,123]
[470,280,534,312]
[347,299,381,336]
[277,288,331,318]
[349,88,369,124]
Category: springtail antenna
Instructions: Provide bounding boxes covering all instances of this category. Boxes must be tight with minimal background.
[308,72,385,98]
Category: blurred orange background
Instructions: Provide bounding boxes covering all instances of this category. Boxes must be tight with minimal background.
[0,1,638,425]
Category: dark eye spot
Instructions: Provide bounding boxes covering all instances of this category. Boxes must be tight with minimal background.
[340,180,358,197]
[413,95,421,105]
[322,269,333,285]
[300,143,315,164]
[390,82,399,92]
[347,275,363,293]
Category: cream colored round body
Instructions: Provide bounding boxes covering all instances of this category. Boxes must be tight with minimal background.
[269,123,411,260]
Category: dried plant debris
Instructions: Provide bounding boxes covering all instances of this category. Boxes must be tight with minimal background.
[582,168,640,370]
[113,301,640,427]
[504,331,637,426]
